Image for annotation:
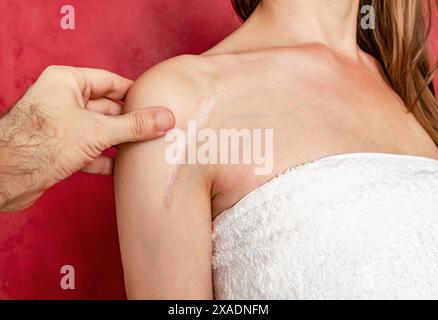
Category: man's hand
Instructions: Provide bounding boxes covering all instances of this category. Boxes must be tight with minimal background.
[0,66,175,212]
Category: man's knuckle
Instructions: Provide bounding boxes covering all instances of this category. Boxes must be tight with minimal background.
[43,65,63,75]
[42,65,77,82]
[43,65,56,73]
[129,112,150,138]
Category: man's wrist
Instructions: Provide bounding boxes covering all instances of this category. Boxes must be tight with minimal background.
[0,106,43,212]
[0,115,13,211]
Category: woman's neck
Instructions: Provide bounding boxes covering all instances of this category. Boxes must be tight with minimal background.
[226,0,361,56]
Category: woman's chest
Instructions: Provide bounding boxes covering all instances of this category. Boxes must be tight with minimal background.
[207,89,434,218]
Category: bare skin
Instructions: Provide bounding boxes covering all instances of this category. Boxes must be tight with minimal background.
[115,0,438,299]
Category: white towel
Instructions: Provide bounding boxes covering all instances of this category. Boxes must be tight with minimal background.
[212,153,438,300]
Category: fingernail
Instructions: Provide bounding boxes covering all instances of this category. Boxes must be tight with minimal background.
[155,110,175,132]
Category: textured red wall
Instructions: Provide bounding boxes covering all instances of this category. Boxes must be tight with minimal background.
[0,0,436,300]
[0,0,239,299]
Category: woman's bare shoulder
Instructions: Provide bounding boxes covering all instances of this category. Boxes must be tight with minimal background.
[125,54,217,126]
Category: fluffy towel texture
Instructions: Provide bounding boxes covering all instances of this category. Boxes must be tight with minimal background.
[212,153,438,300]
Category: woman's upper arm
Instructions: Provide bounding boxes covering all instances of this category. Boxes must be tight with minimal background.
[114,60,213,299]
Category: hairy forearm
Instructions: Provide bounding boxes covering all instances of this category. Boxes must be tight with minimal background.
[0,110,15,210]
[0,97,51,212]
[0,133,11,210]
[0,115,16,211]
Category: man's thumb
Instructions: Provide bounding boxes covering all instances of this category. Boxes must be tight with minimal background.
[104,107,175,145]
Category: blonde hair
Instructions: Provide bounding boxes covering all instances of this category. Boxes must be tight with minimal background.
[232,0,438,145]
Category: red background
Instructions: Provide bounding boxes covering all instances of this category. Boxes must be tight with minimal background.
[0,0,239,299]
[0,0,436,299]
